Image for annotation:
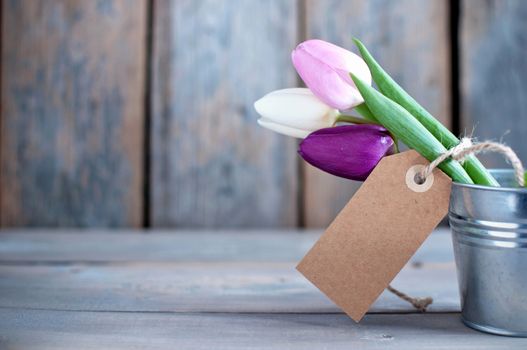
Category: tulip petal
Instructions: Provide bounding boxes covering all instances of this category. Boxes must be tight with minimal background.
[254,88,337,131]
[299,40,371,85]
[258,118,311,139]
[292,40,372,110]
[298,124,394,180]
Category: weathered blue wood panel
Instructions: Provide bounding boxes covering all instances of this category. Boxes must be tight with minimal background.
[150,0,299,228]
[461,0,527,168]
[0,0,146,226]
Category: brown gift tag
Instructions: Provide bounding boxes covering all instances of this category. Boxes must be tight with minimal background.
[297,150,452,321]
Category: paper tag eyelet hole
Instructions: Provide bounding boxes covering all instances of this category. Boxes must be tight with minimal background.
[405,165,434,193]
[413,173,425,185]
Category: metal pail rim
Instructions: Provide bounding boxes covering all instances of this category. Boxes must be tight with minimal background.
[452,169,527,193]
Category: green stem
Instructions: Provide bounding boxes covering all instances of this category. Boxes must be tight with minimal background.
[393,138,400,153]
[336,114,379,125]
[354,38,498,187]
[355,103,377,122]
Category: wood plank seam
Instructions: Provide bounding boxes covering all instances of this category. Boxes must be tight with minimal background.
[142,0,155,228]
[0,305,461,316]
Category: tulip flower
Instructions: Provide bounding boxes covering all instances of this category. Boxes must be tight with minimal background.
[254,88,338,138]
[292,39,372,110]
[298,124,395,181]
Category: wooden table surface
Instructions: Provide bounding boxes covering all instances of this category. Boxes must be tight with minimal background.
[0,228,526,349]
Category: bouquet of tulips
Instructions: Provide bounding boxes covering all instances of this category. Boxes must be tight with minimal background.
[255,39,499,186]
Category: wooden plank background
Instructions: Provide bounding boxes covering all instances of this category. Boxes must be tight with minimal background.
[1,0,526,229]
[1,0,146,227]
[460,0,527,167]
[150,0,299,228]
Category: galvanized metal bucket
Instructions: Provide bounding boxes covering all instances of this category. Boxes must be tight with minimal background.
[449,169,527,336]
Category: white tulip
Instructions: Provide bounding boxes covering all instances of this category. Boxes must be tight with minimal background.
[254,88,338,138]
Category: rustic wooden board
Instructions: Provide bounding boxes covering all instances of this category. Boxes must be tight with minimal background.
[2,229,516,348]
[0,261,459,314]
[0,0,146,227]
[2,309,525,350]
[303,0,452,227]
[0,230,458,314]
[0,228,453,262]
[150,0,299,228]
[460,0,527,167]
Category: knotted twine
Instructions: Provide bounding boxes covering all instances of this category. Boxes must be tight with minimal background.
[418,137,525,187]
[388,138,525,312]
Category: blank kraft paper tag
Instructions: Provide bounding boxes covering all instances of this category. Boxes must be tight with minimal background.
[297,150,452,321]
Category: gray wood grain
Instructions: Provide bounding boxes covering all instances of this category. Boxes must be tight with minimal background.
[0,228,453,263]
[303,0,452,227]
[2,309,525,350]
[461,0,527,167]
[0,261,459,314]
[0,230,457,314]
[0,0,146,227]
[150,0,299,228]
[0,229,500,348]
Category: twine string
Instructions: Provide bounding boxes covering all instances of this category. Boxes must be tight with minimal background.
[387,285,433,312]
[417,137,525,187]
[389,138,524,312]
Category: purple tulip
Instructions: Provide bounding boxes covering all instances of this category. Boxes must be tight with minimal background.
[291,39,372,110]
[298,124,395,181]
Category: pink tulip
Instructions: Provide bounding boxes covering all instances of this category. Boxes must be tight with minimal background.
[292,39,372,110]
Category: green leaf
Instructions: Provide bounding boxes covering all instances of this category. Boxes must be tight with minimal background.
[353,38,498,187]
[354,103,377,122]
[335,114,378,125]
[351,74,473,184]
